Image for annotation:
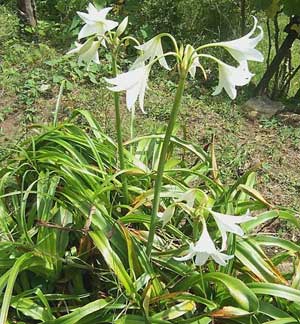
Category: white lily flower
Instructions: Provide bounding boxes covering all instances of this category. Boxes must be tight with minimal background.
[210,209,253,251]
[213,60,254,99]
[189,52,201,78]
[158,204,175,227]
[177,189,197,209]
[77,4,118,40]
[184,45,201,78]
[105,65,150,113]
[67,38,100,64]
[218,17,264,63]
[133,35,170,70]
[174,222,233,266]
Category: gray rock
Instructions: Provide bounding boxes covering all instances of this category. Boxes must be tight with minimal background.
[243,96,285,119]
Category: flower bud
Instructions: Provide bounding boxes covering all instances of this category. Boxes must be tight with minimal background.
[116,17,128,37]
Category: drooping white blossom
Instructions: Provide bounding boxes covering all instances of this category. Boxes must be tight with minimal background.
[177,189,197,209]
[212,60,254,99]
[174,222,233,266]
[184,45,201,78]
[133,35,170,70]
[210,209,253,250]
[105,65,150,113]
[158,205,176,227]
[189,53,201,78]
[67,38,100,64]
[217,16,264,63]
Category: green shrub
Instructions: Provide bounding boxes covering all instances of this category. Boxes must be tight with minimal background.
[0,5,19,44]
[122,0,241,44]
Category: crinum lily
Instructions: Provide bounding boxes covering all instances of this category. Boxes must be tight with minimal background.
[133,35,170,70]
[174,220,233,266]
[77,4,118,40]
[209,209,253,251]
[105,64,151,113]
[212,59,254,99]
[217,16,264,63]
[67,38,101,64]
[176,188,198,209]
[189,52,201,78]
[183,45,201,78]
[157,204,176,227]
[193,16,263,99]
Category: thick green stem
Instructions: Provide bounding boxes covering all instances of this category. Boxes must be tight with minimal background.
[112,55,129,204]
[130,105,135,154]
[146,73,187,256]
[53,80,65,127]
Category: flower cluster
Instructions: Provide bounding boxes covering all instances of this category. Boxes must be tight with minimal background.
[68,3,263,110]
[68,3,263,266]
[174,209,253,266]
[158,189,254,266]
[67,4,124,63]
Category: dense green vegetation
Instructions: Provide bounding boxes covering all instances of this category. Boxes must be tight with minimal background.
[1,1,300,323]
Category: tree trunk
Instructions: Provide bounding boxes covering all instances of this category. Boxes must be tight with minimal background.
[255,17,300,97]
[294,88,300,100]
[240,0,246,36]
[17,0,37,27]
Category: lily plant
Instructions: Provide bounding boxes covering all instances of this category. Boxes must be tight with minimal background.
[68,3,263,263]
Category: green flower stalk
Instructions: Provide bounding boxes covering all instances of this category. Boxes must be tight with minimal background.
[67,6,132,203]
[146,71,187,255]
[112,54,129,204]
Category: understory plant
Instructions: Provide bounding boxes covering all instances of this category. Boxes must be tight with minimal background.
[1,3,300,324]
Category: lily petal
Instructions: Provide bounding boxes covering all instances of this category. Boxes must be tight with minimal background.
[211,252,233,266]
[174,250,195,262]
[105,65,150,113]
[213,60,254,100]
[78,24,100,39]
[134,35,170,70]
[175,221,233,267]
[210,209,253,250]
[126,85,140,111]
[195,252,209,266]
[218,16,264,63]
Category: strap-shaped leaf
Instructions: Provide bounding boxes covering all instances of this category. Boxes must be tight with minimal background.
[203,272,259,312]
[263,319,299,324]
[0,253,43,324]
[43,299,110,324]
[249,282,300,303]
[89,230,135,296]
[115,314,170,323]
[243,210,300,232]
[253,235,300,253]
[153,300,196,321]
[236,239,287,284]
[259,302,296,320]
